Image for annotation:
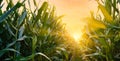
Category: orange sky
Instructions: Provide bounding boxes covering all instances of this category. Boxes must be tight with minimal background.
[49,0,98,35]
[7,0,98,35]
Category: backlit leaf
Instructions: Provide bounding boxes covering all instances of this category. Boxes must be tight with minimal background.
[33,0,37,7]
[85,12,106,31]
[97,0,113,22]
[0,2,22,23]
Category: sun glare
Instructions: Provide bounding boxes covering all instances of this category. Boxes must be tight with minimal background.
[73,33,81,42]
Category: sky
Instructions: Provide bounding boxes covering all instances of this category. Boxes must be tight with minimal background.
[3,0,98,36]
[48,0,98,35]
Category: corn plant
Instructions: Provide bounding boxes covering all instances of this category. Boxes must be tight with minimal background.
[0,0,70,61]
[82,0,120,61]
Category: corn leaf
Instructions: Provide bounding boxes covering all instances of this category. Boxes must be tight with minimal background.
[32,36,37,52]
[85,12,106,31]
[17,10,27,26]
[97,1,113,22]
[33,0,37,7]
[36,2,48,21]
[0,48,20,57]
[6,41,16,48]
[19,52,51,61]
[6,21,15,36]
[18,26,25,38]
[0,2,22,23]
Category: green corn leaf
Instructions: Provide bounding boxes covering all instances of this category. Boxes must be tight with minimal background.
[17,36,27,41]
[99,38,109,48]
[0,48,20,57]
[32,36,37,52]
[98,4,113,21]
[6,21,15,36]
[17,10,27,27]
[35,53,51,61]
[19,54,33,61]
[18,26,24,38]
[0,3,4,9]
[105,0,111,14]
[0,2,22,23]
[36,2,48,21]
[85,53,100,57]
[19,52,51,61]
[0,9,2,16]
[50,7,55,19]
[33,2,48,26]
[42,12,48,26]
[6,41,16,48]
[33,0,37,7]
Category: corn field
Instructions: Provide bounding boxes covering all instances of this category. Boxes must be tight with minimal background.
[0,0,120,61]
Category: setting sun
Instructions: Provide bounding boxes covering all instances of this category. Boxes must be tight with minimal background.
[73,33,81,42]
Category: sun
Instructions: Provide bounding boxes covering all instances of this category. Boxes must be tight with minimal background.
[73,33,81,42]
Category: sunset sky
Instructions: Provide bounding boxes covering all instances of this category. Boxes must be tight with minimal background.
[5,0,98,36]
[49,0,98,35]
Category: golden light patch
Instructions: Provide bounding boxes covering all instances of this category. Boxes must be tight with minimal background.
[73,33,81,42]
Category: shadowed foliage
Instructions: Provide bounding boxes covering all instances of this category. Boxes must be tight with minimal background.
[0,0,72,61]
